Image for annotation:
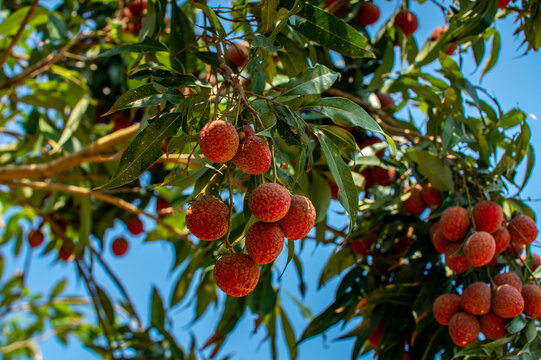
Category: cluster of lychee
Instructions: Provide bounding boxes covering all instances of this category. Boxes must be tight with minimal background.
[433,273,541,347]
[403,183,442,216]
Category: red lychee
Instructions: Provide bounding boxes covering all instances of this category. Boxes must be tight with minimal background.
[521,284,541,318]
[433,293,461,325]
[126,216,144,235]
[440,206,471,241]
[403,185,427,216]
[278,195,316,240]
[59,241,75,262]
[421,183,442,207]
[359,136,385,157]
[371,166,396,186]
[431,229,448,254]
[492,284,524,318]
[368,322,384,348]
[199,120,239,163]
[245,222,284,264]
[444,242,470,273]
[233,136,271,175]
[493,272,522,292]
[492,227,511,254]
[499,0,511,8]
[460,282,491,315]
[508,214,538,246]
[356,2,380,26]
[28,229,44,248]
[325,0,348,16]
[429,221,440,239]
[463,231,496,267]
[242,125,255,137]
[472,201,504,233]
[376,93,394,110]
[395,10,418,37]
[532,253,541,271]
[186,198,229,241]
[112,237,129,257]
[213,253,260,297]
[113,114,131,131]
[128,0,147,16]
[361,168,375,191]
[249,183,291,223]
[448,312,480,347]
[227,43,249,68]
[351,236,376,256]
[480,312,507,340]
[156,198,170,217]
[429,26,448,41]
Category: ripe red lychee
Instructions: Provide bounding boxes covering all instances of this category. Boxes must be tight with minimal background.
[351,236,376,256]
[395,10,418,37]
[429,221,440,239]
[521,284,541,318]
[186,198,229,241]
[356,2,380,26]
[245,222,284,264]
[233,136,271,175]
[431,229,448,254]
[492,284,524,318]
[126,216,144,235]
[156,198,170,217]
[113,114,131,131]
[403,185,427,216]
[278,195,316,240]
[227,43,249,68]
[463,231,496,267]
[371,166,396,186]
[213,253,260,297]
[249,183,291,223]
[28,229,44,248]
[492,227,511,254]
[480,312,507,340]
[444,242,470,273]
[59,241,75,262]
[128,0,147,16]
[499,0,511,8]
[361,168,375,191]
[460,282,491,315]
[433,293,461,325]
[472,201,504,233]
[199,120,239,163]
[421,183,442,207]
[359,136,385,157]
[112,237,129,257]
[448,312,480,347]
[508,214,538,246]
[376,93,394,110]
[325,0,348,16]
[532,253,541,271]
[440,206,471,241]
[493,272,522,292]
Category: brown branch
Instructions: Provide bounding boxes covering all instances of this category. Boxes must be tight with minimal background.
[0,0,40,67]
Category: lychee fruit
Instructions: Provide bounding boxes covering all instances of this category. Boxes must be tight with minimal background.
[59,241,75,262]
[395,10,418,36]
[128,0,147,16]
[126,216,144,235]
[356,2,380,26]
[463,231,496,267]
[227,43,249,68]
[499,0,511,8]
[213,253,260,297]
[371,166,396,186]
[460,282,491,315]
[492,284,524,318]
[249,183,291,223]
[492,227,511,254]
[493,272,522,292]
[444,242,470,273]
[199,120,239,163]
[429,26,448,41]
[368,322,384,348]
[242,124,255,138]
[156,198,170,217]
[421,183,442,207]
[480,312,507,340]
[403,185,427,216]
[521,284,541,318]
[245,222,284,264]
[28,229,44,248]
[233,136,271,175]
[508,214,538,246]
[325,0,348,16]
[361,168,375,191]
[351,236,376,256]
[433,293,461,325]
[429,221,440,239]
[532,253,541,271]
[431,229,448,254]
[112,237,129,257]
[376,93,394,110]
[440,206,471,241]
[359,136,385,157]
[472,201,503,233]
[448,312,480,347]
[186,198,229,241]
[278,195,316,240]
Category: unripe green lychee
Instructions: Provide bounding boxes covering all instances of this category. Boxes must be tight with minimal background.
[213,253,260,297]
[249,183,291,223]
[448,312,480,347]
[444,242,470,273]
[433,293,461,325]
[440,206,471,241]
[472,201,504,233]
[186,198,229,241]
[492,284,524,318]
[199,120,239,163]
[492,227,511,254]
[463,231,496,267]
[460,282,491,315]
[278,195,316,240]
[521,284,541,318]
[493,272,522,292]
[245,222,284,264]
[480,312,507,340]
[233,136,271,175]
[508,214,538,246]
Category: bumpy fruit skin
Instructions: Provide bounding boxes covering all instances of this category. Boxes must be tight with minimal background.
[199,120,239,163]
[372,166,396,186]
[249,183,291,223]
[351,236,376,256]
[233,136,271,175]
[126,216,144,235]
[521,284,541,318]
[444,242,470,273]
[508,215,538,245]
[242,125,255,138]
[492,227,511,254]
[376,93,394,110]
[186,198,229,241]
[431,229,448,254]
[395,10,418,36]
[463,231,496,267]
[480,312,507,340]
[421,183,442,207]
[213,253,260,297]
[433,293,461,325]
[356,2,380,26]
[112,237,129,257]
[461,282,491,315]
[448,312,480,347]
[359,136,385,157]
[403,185,427,216]
[440,206,471,241]
[28,229,44,248]
[278,195,316,240]
[245,222,284,264]
[499,0,511,8]
[472,201,504,233]
[494,272,522,292]
[492,284,524,318]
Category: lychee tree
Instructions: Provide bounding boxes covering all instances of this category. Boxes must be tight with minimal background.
[0,0,540,360]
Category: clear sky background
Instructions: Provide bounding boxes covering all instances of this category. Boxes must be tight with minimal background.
[2,1,541,360]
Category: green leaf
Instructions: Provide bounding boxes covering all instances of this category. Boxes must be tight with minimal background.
[260,0,281,34]
[192,2,225,37]
[280,64,337,97]
[506,316,528,333]
[99,37,168,57]
[404,150,454,192]
[104,84,161,115]
[98,113,184,189]
[151,287,166,328]
[365,284,419,305]
[170,2,197,72]
[280,307,298,359]
[49,279,67,300]
[216,296,248,335]
[0,6,51,36]
[52,94,89,153]
[481,29,501,80]
[249,266,277,316]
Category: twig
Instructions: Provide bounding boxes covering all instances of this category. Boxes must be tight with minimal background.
[0,0,40,67]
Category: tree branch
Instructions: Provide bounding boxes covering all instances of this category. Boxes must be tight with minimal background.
[0,0,40,67]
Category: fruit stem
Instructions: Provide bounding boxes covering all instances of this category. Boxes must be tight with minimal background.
[271,145,278,183]
[199,163,228,196]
